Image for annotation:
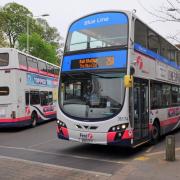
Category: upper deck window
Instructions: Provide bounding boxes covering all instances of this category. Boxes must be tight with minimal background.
[65,12,128,52]
[54,67,59,75]
[47,64,54,74]
[27,57,38,69]
[18,53,27,68]
[38,61,47,72]
[0,53,9,66]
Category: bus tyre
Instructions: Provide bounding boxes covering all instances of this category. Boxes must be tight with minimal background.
[31,112,38,128]
[151,122,160,144]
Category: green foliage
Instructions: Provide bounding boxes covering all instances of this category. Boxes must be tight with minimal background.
[0,2,32,47]
[0,2,62,64]
[18,33,58,64]
[0,30,9,47]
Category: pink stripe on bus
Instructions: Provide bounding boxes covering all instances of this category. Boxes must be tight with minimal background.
[44,111,56,116]
[28,67,39,73]
[0,116,31,123]
[160,116,179,127]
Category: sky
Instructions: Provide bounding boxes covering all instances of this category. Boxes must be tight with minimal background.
[0,0,180,43]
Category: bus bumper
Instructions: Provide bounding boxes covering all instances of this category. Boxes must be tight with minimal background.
[57,126,133,147]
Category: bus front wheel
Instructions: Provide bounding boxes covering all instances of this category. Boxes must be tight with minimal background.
[151,122,160,144]
[31,112,38,128]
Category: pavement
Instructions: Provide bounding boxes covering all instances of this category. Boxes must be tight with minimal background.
[0,147,180,180]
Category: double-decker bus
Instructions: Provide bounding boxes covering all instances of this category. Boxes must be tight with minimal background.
[57,11,180,147]
[0,48,59,128]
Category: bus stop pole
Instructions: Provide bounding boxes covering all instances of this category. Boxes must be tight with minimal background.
[166,135,175,161]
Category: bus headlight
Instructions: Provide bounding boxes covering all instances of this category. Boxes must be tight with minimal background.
[56,120,67,128]
[109,123,128,132]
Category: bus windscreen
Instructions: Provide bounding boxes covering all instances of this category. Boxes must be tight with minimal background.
[65,12,128,52]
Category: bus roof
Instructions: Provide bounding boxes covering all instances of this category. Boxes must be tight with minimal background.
[68,10,179,52]
[0,48,59,68]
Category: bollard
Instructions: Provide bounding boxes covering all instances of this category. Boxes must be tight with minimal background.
[166,135,175,161]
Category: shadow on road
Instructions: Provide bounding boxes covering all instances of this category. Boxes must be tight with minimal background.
[58,142,151,160]
[0,120,54,133]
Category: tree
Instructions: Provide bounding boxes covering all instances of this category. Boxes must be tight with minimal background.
[0,2,63,64]
[0,2,32,47]
[138,0,180,43]
[36,18,64,62]
[0,30,8,47]
[18,33,58,64]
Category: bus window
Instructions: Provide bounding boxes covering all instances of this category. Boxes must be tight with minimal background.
[171,86,178,106]
[27,57,38,71]
[66,24,128,52]
[162,84,171,107]
[0,87,9,96]
[150,83,162,109]
[0,53,9,66]
[54,67,59,76]
[148,29,160,54]
[40,91,48,106]
[68,31,87,51]
[178,88,180,105]
[18,53,27,69]
[47,64,54,75]
[30,91,40,105]
[135,20,147,48]
[160,38,169,60]
[25,92,29,105]
[48,92,53,105]
[177,51,180,66]
[167,45,176,62]
[38,61,47,74]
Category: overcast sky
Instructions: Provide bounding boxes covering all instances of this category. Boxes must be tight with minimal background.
[1,0,179,43]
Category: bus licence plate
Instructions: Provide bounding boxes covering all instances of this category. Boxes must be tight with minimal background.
[79,132,94,143]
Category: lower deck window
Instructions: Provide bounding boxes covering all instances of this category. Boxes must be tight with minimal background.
[30,91,40,105]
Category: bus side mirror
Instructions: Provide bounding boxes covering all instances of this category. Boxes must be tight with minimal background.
[124,75,133,88]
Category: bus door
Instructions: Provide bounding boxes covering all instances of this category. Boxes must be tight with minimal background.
[133,78,149,142]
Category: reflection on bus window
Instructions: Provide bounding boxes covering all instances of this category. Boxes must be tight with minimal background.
[27,57,38,69]
[38,61,47,72]
[60,72,124,119]
[49,92,53,105]
[30,91,40,105]
[18,53,27,68]
[66,24,128,52]
[40,91,48,106]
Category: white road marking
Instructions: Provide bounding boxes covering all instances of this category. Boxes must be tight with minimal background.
[0,155,112,177]
[0,145,129,165]
[146,146,154,153]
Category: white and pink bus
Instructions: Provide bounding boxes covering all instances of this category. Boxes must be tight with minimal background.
[57,11,180,147]
[0,48,59,128]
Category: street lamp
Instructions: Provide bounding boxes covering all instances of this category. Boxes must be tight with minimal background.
[26,13,50,53]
